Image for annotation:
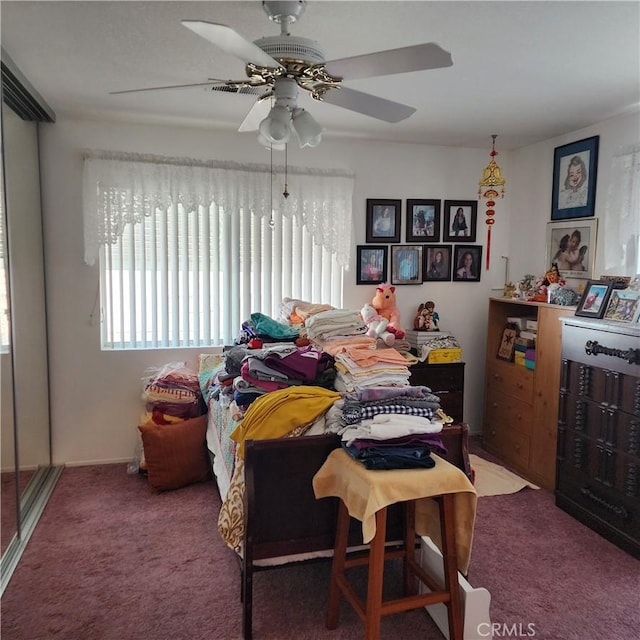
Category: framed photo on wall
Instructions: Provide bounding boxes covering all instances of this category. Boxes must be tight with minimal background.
[546,218,598,279]
[356,245,388,285]
[443,200,477,242]
[452,245,482,282]
[551,135,599,220]
[405,199,441,242]
[423,244,452,281]
[575,280,613,318]
[366,199,401,243]
[390,245,423,285]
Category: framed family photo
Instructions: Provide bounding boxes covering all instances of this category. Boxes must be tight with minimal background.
[546,218,598,279]
[423,244,452,281]
[366,199,401,243]
[575,280,613,318]
[443,200,477,242]
[603,288,640,323]
[405,199,441,243]
[551,135,599,220]
[452,245,482,282]
[391,245,423,285]
[356,245,388,285]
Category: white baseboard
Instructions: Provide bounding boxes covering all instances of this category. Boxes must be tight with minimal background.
[419,536,492,640]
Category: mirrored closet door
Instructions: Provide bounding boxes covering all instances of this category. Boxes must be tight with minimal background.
[1,48,61,594]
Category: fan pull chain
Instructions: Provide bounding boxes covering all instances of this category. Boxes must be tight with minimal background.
[269,144,275,230]
[283,144,290,199]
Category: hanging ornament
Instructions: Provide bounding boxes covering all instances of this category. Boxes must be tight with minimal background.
[478,134,506,270]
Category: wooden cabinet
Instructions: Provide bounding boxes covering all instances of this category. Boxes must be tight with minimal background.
[556,318,640,558]
[482,298,575,490]
[409,361,465,423]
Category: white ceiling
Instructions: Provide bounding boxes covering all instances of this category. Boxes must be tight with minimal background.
[2,0,639,150]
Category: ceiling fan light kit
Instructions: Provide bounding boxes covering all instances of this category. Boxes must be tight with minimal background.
[114,0,454,151]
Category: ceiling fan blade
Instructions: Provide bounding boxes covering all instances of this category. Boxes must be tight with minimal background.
[322,87,416,123]
[238,97,272,132]
[324,42,452,80]
[110,81,229,95]
[181,20,284,69]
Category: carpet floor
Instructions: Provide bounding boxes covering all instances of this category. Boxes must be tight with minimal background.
[1,457,639,640]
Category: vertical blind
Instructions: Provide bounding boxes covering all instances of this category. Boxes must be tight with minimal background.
[83,151,354,349]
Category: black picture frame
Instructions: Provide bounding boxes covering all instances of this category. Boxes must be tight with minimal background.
[423,244,452,282]
[390,244,423,285]
[356,245,388,285]
[405,199,441,243]
[366,199,401,243]
[551,135,599,220]
[575,280,613,318]
[452,245,482,282]
[443,200,477,242]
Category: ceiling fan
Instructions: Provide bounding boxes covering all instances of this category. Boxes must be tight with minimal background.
[112,0,453,148]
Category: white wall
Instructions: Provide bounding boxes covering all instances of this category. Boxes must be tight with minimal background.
[38,111,638,465]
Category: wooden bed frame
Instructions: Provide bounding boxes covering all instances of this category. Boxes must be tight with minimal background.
[240,423,471,639]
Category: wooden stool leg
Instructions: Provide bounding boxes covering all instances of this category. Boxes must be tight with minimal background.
[403,501,417,597]
[326,500,350,630]
[439,494,463,640]
[364,508,387,640]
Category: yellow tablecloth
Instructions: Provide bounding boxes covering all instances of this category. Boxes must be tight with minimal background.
[312,448,477,574]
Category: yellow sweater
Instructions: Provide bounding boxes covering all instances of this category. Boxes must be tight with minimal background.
[230,386,340,458]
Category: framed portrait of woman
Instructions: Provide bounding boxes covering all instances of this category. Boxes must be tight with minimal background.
[356,245,388,285]
[545,219,598,279]
[405,199,441,243]
[443,200,477,242]
[366,199,401,243]
[452,245,482,282]
[423,244,452,282]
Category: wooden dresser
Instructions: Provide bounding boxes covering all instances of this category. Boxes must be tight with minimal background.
[556,317,640,558]
[409,361,465,423]
[482,298,574,490]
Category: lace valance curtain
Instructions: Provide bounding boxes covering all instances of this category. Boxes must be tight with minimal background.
[604,143,640,274]
[82,150,355,267]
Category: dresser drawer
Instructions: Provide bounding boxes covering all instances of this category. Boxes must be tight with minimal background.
[483,423,530,469]
[409,362,465,393]
[486,361,534,404]
[486,393,533,436]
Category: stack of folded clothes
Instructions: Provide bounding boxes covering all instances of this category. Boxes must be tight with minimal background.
[333,344,411,392]
[335,385,447,470]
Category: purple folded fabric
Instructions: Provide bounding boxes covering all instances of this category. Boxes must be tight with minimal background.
[349,434,447,457]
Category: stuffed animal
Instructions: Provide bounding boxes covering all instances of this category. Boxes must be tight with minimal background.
[360,304,395,346]
[371,284,405,339]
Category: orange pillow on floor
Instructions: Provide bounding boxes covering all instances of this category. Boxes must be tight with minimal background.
[138,414,210,491]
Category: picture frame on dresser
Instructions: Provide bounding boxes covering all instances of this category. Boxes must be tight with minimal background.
[603,288,640,323]
[574,280,613,318]
[405,199,441,242]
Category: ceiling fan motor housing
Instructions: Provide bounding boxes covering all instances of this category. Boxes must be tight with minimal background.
[253,35,325,65]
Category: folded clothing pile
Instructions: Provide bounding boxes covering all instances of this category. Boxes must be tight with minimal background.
[338,385,446,470]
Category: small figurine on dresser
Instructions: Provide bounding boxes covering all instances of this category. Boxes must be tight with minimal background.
[413,301,440,331]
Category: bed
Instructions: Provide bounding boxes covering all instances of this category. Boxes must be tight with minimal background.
[199,354,472,640]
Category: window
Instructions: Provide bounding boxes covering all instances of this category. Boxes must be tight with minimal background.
[84,152,353,349]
